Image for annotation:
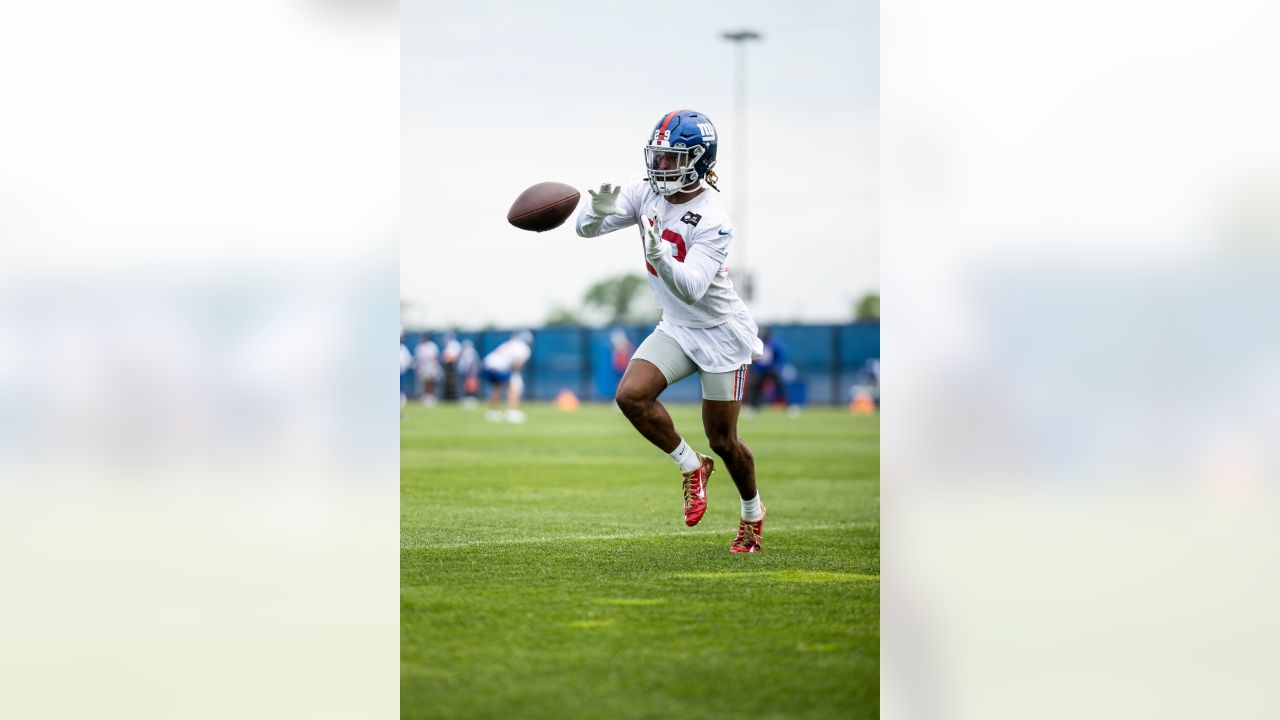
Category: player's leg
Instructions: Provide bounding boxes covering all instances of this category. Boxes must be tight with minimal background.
[616,330,698,450]
[422,364,441,405]
[700,366,766,553]
[484,369,505,422]
[768,368,791,408]
[617,331,714,526]
[507,373,523,409]
[614,359,680,450]
[504,373,525,423]
[700,371,757,500]
[774,367,801,417]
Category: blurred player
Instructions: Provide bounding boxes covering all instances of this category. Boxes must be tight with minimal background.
[483,330,532,424]
[861,356,880,408]
[576,109,767,553]
[746,328,799,417]
[608,328,634,403]
[457,339,481,409]
[440,332,462,401]
[399,335,412,417]
[414,333,441,405]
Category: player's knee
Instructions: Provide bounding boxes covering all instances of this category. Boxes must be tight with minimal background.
[706,432,737,458]
[614,384,648,417]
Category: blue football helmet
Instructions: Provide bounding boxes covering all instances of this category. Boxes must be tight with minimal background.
[645,109,718,196]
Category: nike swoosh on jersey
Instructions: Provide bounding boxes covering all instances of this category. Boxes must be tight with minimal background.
[718,229,731,235]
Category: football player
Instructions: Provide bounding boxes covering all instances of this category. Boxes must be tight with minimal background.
[575,109,767,553]
[440,332,462,401]
[414,334,441,406]
[457,339,481,408]
[482,330,533,424]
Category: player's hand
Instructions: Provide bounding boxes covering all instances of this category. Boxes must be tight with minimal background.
[643,214,665,261]
[587,183,624,217]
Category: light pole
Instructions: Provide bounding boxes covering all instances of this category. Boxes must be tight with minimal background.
[721,29,761,301]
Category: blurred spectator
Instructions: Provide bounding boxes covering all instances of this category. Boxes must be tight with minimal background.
[483,330,533,424]
[457,339,480,409]
[414,333,441,405]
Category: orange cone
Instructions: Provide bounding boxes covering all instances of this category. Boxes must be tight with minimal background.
[555,389,580,411]
[850,389,876,415]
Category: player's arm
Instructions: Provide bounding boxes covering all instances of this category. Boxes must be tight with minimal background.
[643,216,726,305]
[576,183,636,237]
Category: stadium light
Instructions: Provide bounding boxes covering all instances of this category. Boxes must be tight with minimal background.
[721,29,762,301]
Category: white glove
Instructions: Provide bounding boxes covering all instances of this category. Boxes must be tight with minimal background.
[587,183,624,217]
[643,214,666,264]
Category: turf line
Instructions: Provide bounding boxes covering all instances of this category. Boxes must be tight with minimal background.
[406,521,876,551]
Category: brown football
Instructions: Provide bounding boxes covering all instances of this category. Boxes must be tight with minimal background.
[507,181,581,232]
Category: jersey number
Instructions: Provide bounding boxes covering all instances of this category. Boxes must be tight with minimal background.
[644,229,686,276]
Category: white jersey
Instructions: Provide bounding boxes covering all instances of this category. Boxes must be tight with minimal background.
[414,340,440,377]
[577,179,762,372]
[577,179,748,328]
[483,339,531,373]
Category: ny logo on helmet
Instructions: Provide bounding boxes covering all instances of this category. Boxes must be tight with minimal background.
[696,123,716,142]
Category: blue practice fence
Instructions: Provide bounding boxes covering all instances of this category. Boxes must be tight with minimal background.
[402,322,879,405]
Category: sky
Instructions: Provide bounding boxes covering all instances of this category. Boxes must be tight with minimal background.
[401,0,878,330]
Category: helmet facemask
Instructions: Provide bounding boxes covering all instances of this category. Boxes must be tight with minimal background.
[645,144,705,196]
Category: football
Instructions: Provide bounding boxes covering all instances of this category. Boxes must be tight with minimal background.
[507,181,581,232]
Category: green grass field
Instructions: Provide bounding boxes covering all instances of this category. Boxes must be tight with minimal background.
[401,402,879,720]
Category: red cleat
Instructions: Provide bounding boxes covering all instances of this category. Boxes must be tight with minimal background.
[682,453,714,526]
[730,505,767,553]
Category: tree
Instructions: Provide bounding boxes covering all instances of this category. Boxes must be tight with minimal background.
[854,291,879,321]
[582,273,658,325]
[544,272,660,327]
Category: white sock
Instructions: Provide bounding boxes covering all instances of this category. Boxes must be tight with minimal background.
[741,493,763,521]
[667,438,702,473]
